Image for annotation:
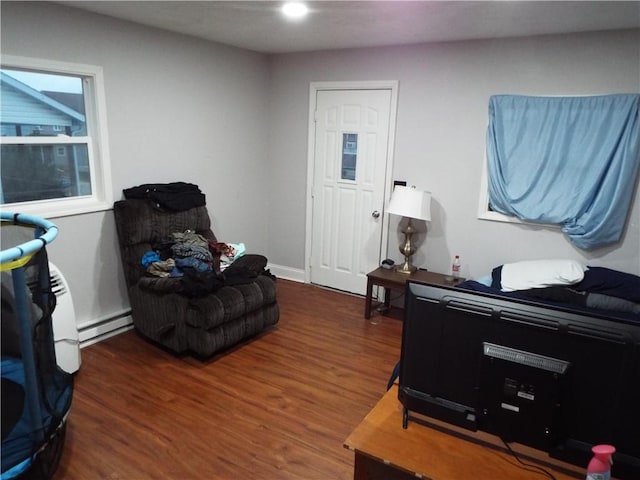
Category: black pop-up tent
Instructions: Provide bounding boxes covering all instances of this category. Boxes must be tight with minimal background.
[1,213,73,480]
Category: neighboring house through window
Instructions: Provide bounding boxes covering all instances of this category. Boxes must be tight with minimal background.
[0,56,112,218]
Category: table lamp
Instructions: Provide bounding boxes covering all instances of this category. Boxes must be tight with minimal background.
[386,185,432,274]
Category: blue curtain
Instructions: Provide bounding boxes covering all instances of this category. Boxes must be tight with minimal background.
[486,94,640,249]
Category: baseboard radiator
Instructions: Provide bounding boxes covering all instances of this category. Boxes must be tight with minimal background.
[77,310,134,348]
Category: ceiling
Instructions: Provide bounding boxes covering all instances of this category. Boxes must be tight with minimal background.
[58,1,640,54]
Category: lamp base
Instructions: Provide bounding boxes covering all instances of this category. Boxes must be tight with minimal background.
[396,218,418,274]
[395,260,417,274]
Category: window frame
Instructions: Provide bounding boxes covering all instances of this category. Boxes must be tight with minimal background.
[477,153,560,230]
[1,55,113,218]
[476,152,526,224]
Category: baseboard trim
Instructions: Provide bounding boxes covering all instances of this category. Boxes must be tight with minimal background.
[77,265,304,347]
[268,263,305,283]
[78,310,133,348]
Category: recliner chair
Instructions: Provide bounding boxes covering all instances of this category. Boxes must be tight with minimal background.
[113,195,279,357]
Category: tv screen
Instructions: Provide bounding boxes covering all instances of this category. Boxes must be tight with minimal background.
[398,281,640,480]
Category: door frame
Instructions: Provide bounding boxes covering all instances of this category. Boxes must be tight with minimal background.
[304,80,399,285]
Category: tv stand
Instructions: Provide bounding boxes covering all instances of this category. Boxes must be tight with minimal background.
[345,384,587,480]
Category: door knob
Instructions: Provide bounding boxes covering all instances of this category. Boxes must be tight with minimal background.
[372,210,380,219]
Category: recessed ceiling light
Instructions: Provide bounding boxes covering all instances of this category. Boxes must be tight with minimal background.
[282,2,308,19]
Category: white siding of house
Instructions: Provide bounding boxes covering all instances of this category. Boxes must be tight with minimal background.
[1,85,74,127]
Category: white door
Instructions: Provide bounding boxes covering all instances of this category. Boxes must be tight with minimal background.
[310,88,393,294]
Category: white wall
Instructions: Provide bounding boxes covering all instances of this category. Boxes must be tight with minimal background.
[2,3,639,339]
[1,2,271,333]
[267,29,640,279]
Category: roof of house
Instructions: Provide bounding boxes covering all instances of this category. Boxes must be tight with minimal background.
[0,71,85,126]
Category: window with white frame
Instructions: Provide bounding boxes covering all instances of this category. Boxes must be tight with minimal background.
[477,154,525,224]
[478,93,640,253]
[0,56,112,218]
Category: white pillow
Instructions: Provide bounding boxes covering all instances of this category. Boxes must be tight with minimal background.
[500,259,587,292]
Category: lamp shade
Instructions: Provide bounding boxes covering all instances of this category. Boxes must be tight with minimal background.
[387,186,431,221]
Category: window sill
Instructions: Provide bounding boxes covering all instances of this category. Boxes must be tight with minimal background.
[478,210,562,231]
[2,198,113,219]
[477,210,526,224]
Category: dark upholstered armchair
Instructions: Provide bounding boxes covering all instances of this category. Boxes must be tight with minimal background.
[113,198,279,357]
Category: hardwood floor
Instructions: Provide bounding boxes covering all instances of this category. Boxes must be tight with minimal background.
[55,280,403,479]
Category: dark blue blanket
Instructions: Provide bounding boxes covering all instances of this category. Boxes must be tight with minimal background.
[459,279,640,324]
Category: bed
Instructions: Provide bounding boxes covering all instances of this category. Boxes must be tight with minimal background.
[460,261,640,324]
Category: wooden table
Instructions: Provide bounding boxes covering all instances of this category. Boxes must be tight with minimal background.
[365,267,464,319]
[344,384,585,480]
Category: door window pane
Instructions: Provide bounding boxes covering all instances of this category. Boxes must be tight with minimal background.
[342,133,357,181]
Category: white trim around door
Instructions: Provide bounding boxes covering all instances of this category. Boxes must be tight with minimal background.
[304,80,399,287]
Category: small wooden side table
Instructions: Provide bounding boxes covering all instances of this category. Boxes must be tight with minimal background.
[364,267,464,319]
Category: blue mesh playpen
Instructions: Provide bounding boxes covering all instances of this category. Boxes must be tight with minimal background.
[1,212,73,479]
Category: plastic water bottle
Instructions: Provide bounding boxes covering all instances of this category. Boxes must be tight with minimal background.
[586,444,615,480]
[452,255,461,279]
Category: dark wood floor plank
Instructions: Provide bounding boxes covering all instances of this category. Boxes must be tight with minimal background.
[54,280,402,479]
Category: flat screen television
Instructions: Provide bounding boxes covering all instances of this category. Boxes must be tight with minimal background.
[398,281,640,480]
